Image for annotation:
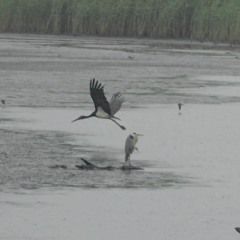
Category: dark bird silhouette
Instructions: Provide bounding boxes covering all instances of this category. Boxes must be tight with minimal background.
[236,227,240,233]
[178,103,183,111]
[1,99,5,105]
[72,78,126,130]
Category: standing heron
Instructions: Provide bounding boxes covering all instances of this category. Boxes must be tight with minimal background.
[72,78,126,130]
[125,133,143,166]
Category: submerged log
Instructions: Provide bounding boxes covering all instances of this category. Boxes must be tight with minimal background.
[75,158,143,171]
[49,164,67,169]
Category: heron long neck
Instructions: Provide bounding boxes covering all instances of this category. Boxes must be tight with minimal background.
[82,112,95,119]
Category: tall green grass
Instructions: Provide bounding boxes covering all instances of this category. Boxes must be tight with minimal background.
[0,0,239,43]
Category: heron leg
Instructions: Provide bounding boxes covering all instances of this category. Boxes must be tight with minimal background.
[110,118,126,130]
[112,116,121,120]
[127,155,131,166]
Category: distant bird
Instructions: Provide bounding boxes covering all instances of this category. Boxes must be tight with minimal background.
[236,227,240,233]
[125,133,143,166]
[128,56,133,60]
[178,103,183,111]
[1,99,5,105]
[72,78,126,130]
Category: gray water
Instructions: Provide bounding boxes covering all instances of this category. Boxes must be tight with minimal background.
[0,34,240,190]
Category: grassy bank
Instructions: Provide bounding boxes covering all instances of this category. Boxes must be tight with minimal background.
[0,0,239,43]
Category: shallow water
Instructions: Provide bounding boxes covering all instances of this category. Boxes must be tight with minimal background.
[0,34,240,190]
[1,34,240,240]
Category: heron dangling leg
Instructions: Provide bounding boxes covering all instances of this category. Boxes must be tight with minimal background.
[112,115,121,120]
[110,118,126,130]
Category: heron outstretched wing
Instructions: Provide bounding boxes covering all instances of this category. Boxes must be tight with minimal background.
[109,92,124,116]
[90,78,111,115]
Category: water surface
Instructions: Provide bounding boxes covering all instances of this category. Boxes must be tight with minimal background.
[1,34,240,190]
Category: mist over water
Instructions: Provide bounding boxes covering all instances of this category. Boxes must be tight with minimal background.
[0,34,240,190]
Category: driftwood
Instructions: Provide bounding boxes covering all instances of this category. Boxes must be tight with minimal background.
[49,158,143,171]
[49,164,67,169]
[75,158,143,171]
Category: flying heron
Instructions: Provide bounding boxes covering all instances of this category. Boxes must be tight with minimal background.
[72,78,126,130]
[125,133,143,166]
[236,227,240,233]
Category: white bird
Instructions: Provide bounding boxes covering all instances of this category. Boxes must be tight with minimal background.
[72,78,126,130]
[125,133,143,166]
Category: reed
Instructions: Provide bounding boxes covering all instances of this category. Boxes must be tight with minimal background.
[191,0,240,43]
[0,0,239,43]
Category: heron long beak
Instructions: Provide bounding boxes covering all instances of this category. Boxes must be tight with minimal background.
[72,116,81,122]
[136,133,143,136]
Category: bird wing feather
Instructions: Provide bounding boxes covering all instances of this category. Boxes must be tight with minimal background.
[90,78,111,115]
[109,92,125,116]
